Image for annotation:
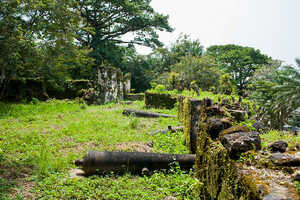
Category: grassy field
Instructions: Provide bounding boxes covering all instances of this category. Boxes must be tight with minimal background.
[0,99,194,200]
[1,99,299,200]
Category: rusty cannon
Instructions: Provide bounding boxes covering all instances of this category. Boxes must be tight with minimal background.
[75,151,195,174]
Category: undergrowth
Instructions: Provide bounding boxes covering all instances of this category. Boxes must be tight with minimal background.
[0,99,195,200]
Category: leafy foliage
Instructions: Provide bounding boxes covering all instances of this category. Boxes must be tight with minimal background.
[251,59,300,129]
[207,44,270,95]
[155,56,220,91]
[76,0,173,65]
[0,0,92,98]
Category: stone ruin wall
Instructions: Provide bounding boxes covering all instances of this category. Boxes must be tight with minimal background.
[97,67,131,104]
[178,96,299,200]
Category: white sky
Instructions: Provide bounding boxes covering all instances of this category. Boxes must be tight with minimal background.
[136,0,300,66]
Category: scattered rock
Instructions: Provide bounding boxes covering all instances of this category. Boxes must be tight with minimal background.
[221,131,262,159]
[292,171,300,181]
[69,168,85,178]
[269,141,288,153]
[269,153,300,166]
[262,184,296,200]
[253,121,268,133]
[256,183,270,199]
[141,167,149,175]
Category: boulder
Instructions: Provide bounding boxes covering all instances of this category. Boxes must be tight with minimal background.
[253,121,268,134]
[205,105,225,117]
[269,153,300,167]
[220,125,250,137]
[206,118,232,139]
[227,109,246,121]
[268,141,288,153]
[293,171,300,181]
[221,131,262,159]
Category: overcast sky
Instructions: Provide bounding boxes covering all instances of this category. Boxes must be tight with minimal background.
[137,0,300,66]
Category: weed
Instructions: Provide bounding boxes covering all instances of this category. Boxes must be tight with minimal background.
[0,100,195,199]
[260,130,300,149]
[31,98,40,105]
[296,181,300,192]
[128,113,138,129]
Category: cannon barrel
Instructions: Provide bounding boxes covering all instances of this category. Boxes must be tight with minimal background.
[75,151,195,174]
[122,109,176,118]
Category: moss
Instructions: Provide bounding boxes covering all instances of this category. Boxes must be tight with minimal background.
[195,140,237,199]
[192,99,264,199]
[219,125,250,139]
[239,173,270,199]
[183,97,192,151]
[124,73,131,81]
[125,93,144,101]
[145,92,177,109]
[182,98,204,153]
[194,140,264,199]
[177,95,186,122]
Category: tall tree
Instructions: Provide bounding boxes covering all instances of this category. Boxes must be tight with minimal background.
[0,0,89,98]
[76,0,173,65]
[150,34,204,75]
[206,44,270,95]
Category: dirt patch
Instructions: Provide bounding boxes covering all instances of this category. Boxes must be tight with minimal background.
[60,141,102,155]
[113,142,153,152]
[9,179,35,200]
[69,168,85,179]
[0,165,35,200]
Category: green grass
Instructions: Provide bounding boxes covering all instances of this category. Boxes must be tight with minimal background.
[260,129,300,150]
[0,99,195,200]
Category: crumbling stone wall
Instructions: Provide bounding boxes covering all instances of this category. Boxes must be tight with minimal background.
[124,73,131,95]
[96,67,131,104]
[179,96,266,199]
[145,92,177,109]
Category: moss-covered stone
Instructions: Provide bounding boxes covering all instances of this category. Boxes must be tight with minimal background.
[145,92,177,109]
[178,95,186,122]
[97,66,126,104]
[219,125,250,138]
[194,139,262,200]
[183,98,203,154]
[125,93,144,101]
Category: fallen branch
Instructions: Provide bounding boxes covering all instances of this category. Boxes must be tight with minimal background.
[122,109,176,118]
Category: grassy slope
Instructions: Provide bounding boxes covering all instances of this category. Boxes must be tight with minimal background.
[0,100,194,200]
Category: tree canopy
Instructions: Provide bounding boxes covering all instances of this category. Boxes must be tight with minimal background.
[76,0,173,65]
[206,44,270,95]
[251,59,300,129]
